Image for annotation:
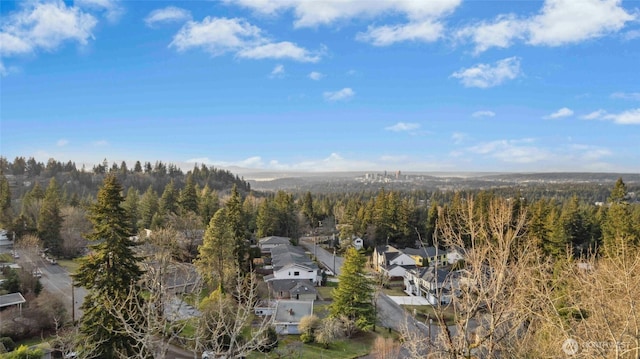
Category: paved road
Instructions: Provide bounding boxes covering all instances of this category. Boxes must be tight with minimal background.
[14,248,87,321]
[299,237,344,275]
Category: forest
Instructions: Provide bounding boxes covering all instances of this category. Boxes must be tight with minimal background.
[1,156,640,358]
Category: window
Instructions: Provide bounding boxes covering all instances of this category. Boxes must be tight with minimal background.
[294,271,300,276]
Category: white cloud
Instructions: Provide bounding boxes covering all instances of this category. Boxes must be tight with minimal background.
[623,29,640,41]
[309,71,324,80]
[527,0,633,46]
[456,14,526,54]
[544,107,574,119]
[93,140,109,146]
[56,139,69,147]
[451,57,521,88]
[471,110,496,118]
[75,0,124,23]
[227,0,461,28]
[236,41,321,62]
[452,132,468,144]
[581,109,607,120]
[144,6,191,27]
[458,0,635,53]
[269,64,285,78]
[0,2,97,57]
[611,92,640,100]
[323,88,355,102]
[170,17,262,55]
[580,108,640,124]
[356,20,443,46]
[385,122,420,132]
[169,17,322,62]
[468,138,552,164]
[603,108,640,124]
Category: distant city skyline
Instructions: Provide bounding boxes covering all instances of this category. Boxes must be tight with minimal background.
[1,0,640,173]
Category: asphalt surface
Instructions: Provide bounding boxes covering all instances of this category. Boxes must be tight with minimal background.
[299,237,345,275]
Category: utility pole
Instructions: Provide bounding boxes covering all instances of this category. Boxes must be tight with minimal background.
[71,284,75,323]
[333,248,336,275]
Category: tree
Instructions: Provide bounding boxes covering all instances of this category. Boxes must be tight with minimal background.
[315,317,343,349]
[60,206,91,258]
[329,247,375,334]
[122,187,139,235]
[73,174,145,358]
[0,174,12,228]
[138,186,158,230]
[226,185,249,273]
[196,208,235,289]
[602,178,638,257]
[301,191,316,229]
[159,180,178,216]
[38,178,63,255]
[179,174,198,214]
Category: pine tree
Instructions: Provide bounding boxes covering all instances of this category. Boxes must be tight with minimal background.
[0,174,12,228]
[38,178,63,255]
[329,247,375,333]
[73,174,144,358]
[122,187,139,235]
[226,185,249,273]
[602,178,637,256]
[196,208,234,289]
[138,185,159,230]
[159,180,178,215]
[179,174,198,214]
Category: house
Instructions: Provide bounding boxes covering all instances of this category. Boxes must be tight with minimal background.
[254,300,276,316]
[373,245,416,272]
[269,279,318,301]
[264,244,322,284]
[403,246,448,267]
[353,236,364,250]
[258,236,291,253]
[273,300,314,335]
[404,266,452,305]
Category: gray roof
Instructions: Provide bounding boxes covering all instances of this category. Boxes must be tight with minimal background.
[290,282,317,297]
[271,244,318,272]
[259,236,291,245]
[273,300,313,324]
[270,279,301,293]
[417,266,450,284]
[0,292,26,308]
[403,246,440,258]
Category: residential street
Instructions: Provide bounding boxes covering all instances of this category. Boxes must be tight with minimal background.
[299,236,344,275]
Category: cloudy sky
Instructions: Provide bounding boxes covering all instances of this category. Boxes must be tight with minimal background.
[1,0,639,173]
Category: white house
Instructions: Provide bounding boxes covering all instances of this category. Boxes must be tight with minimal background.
[404,266,452,305]
[265,244,322,285]
[353,236,364,250]
[373,245,416,272]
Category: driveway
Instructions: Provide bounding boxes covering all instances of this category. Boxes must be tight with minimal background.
[388,295,430,305]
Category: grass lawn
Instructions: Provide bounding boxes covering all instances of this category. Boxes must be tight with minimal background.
[249,331,383,359]
[316,286,334,301]
[402,304,456,326]
[0,253,13,262]
[57,258,82,274]
[381,286,407,296]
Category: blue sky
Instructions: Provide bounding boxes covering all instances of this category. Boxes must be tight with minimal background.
[1,0,640,174]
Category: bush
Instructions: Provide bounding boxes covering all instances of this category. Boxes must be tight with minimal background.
[300,332,314,344]
[0,337,16,352]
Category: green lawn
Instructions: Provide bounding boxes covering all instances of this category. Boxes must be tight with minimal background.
[249,332,381,359]
[402,304,456,326]
[0,253,13,262]
[316,286,333,301]
[57,258,82,274]
[381,286,407,296]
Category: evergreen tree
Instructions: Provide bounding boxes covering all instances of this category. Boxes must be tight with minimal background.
[122,187,139,234]
[38,178,63,255]
[198,185,219,225]
[0,174,12,228]
[196,208,234,289]
[159,180,178,215]
[256,199,277,238]
[73,174,144,358]
[302,191,316,228]
[179,174,198,214]
[138,185,159,230]
[329,247,375,333]
[226,185,249,273]
[602,178,637,256]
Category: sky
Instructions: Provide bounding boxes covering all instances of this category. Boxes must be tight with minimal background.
[1,0,640,174]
